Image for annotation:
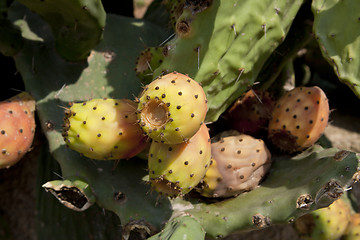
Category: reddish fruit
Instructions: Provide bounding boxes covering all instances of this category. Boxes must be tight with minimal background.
[0,92,36,169]
[268,86,329,153]
[225,90,275,137]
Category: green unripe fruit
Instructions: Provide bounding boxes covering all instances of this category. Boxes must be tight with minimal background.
[294,198,351,240]
[148,124,211,197]
[137,71,208,144]
[62,98,147,160]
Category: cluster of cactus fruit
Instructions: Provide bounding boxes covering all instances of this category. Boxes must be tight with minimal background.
[61,70,332,201]
[2,0,360,239]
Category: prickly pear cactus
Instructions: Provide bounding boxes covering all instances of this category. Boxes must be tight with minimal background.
[0,92,36,169]
[343,213,360,240]
[137,72,208,144]
[268,86,329,153]
[294,198,352,240]
[148,124,211,197]
[3,0,360,239]
[62,98,147,160]
[312,0,360,98]
[198,131,272,198]
[152,0,305,122]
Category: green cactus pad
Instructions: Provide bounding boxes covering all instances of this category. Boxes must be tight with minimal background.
[312,0,360,98]
[153,0,304,122]
[148,215,206,240]
[16,0,106,61]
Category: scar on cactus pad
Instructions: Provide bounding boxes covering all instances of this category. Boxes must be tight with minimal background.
[0,92,36,169]
[62,98,147,160]
[268,86,329,153]
[148,124,211,197]
[137,71,208,144]
[197,130,271,198]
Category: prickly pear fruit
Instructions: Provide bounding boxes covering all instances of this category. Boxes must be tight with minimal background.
[148,124,211,197]
[198,131,271,198]
[224,90,275,137]
[0,92,36,169]
[294,198,351,240]
[343,213,360,240]
[62,98,147,160]
[135,47,164,85]
[268,86,329,153]
[137,71,208,144]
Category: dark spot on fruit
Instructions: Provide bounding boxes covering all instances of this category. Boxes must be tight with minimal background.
[76,134,80,138]
[177,105,181,109]
[199,150,203,154]
[169,118,174,122]
[2,149,7,154]
[240,175,244,179]
[239,138,243,142]
[293,115,297,119]
[24,110,28,114]
[191,113,195,118]
[171,80,175,84]
[283,125,286,129]
[321,117,324,121]
[114,145,118,149]
[162,94,166,98]
[93,107,97,110]
[316,100,320,104]
[288,93,292,97]
[166,102,171,107]
[97,133,101,137]
[158,159,162,163]
[237,150,241,154]
[184,161,189,165]
[168,147,172,151]
[72,113,76,116]
[286,108,289,112]
[178,92,182,96]
[1,130,5,135]
[115,102,119,105]
[195,94,199,99]
[297,99,301,102]
[221,147,225,152]
[102,117,105,120]
[256,149,260,153]
[175,127,179,131]
[190,173,194,177]
[307,91,311,94]
[227,164,232,168]
[309,120,313,124]
[252,163,256,167]
[187,79,191,83]
[119,132,123,135]
[306,135,310,138]
[296,125,300,129]
[82,102,86,105]
[155,86,159,90]
[8,110,13,114]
